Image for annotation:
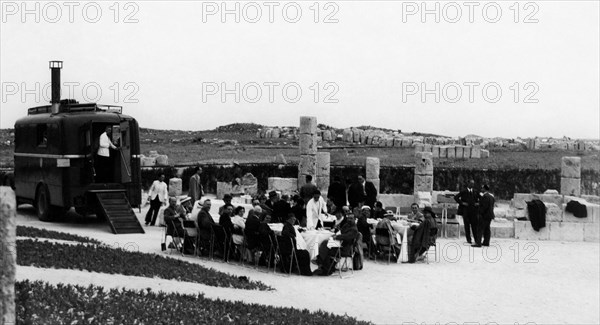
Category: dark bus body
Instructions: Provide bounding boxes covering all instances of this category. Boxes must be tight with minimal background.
[14,101,142,220]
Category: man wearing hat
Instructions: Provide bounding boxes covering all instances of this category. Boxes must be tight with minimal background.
[218,194,233,215]
[408,206,437,263]
[375,210,402,258]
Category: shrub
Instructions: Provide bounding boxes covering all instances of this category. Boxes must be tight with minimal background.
[16,281,370,324]
[17,239,271,291]
[16,226,102,244]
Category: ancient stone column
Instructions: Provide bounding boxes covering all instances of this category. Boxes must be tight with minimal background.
[298,116,318,188]
[1,187,16,325]
[561,156,581,196]
[366,157,380,195]
[316,152,331,195]
[414,151,434,193]
[168,177,182,196]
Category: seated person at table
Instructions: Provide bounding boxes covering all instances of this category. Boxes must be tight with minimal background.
[407,203,424,222]
[164,197,194,254]
[306,190,327,230]
[218,194,233,215]
[315,213,359,276]
[372,201,385,219]
[290,195,306,226]
[231,206,246,245]
[219,204,235,257]
[333,206,349,230]
[356,206,372,251]
[280,213,312,276]
[196,199,214,255]
[258,194,273,216]
[268,191,290,223]
[219,204,235,235]
[408,206,437,263]
[375,210,402,257]
[257,213,277,266]
[244,206,262,250]
[180,196,193,215]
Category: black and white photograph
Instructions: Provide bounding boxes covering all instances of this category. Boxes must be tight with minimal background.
[1,1,599,324]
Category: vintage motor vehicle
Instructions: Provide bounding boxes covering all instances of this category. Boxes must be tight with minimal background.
[13,61,143,234]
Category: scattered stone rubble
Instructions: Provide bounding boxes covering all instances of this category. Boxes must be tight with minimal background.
[140,151,169,166]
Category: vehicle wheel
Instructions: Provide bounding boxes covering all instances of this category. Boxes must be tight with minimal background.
[35,185,52,221]
[75,206,88,216]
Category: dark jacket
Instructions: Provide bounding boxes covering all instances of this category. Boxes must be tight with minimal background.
[219,213,233,236]
[244,214,261,249]
[328,181,347,211]
[409,215,436,261]
[272,200,291,224]
[348,182,366,208]
[299,182,318,203]
[280,222,296,254]
[479,192,496,220]
[197,209,214,240]
[526,199,546,231]
[335,220,359,256]
[566,200,587,218]
[364,181,377,208]
[454,188,480,217]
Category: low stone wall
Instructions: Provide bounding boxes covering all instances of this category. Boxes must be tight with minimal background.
[140,164,600,200]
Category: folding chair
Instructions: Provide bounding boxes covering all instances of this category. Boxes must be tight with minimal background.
[182,220,199,256]
[374,227,399,264]
[162,220,183,255]
[276,235,300,276]
[421,227,438,264]
[258,234,277,272]
[210,224,230,262]
[330,238,357,278]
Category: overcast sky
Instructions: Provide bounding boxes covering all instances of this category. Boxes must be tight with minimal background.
[1,1,598,139]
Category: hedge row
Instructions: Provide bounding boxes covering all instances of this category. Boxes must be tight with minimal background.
[17,226,102,244]
[17,239,271,291]
[142,164,600,200]
[16,280,370,325]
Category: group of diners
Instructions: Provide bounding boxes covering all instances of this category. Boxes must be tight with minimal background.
[163,191,437,277]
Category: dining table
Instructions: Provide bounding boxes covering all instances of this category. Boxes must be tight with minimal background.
[268,223,334,260]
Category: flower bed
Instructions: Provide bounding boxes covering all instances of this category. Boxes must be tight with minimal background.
[17,226,102,244]
[16,281,370,324]
[17,239,271,291]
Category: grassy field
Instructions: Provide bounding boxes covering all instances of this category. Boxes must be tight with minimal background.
[1,127,598,171]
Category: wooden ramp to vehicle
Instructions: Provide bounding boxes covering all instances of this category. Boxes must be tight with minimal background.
[93,191,144,234]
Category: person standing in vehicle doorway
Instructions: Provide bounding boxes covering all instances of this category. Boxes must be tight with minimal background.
[96,126,118,183]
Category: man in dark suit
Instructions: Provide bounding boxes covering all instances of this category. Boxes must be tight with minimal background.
[454,179,480,245]
[348,175,377,209]
[327,176,347,212]
[196,199,214,255]
[316,213,359,275]
[244,206,262,250]
[476,184,495,247]
[267,191,290,223]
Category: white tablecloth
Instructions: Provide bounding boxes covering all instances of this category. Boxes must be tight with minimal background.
[301,229,334,260]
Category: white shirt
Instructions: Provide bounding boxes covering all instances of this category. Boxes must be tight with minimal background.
[148,180,168,203]
[97,132,117,157]
[306,196,327,230]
